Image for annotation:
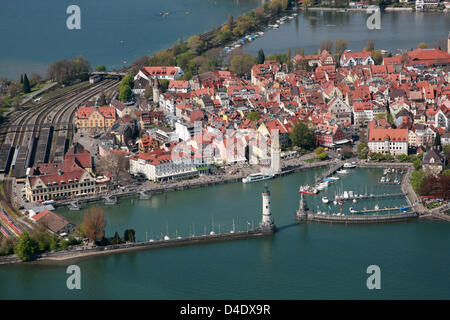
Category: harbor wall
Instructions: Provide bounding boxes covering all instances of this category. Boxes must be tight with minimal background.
[303,212,419,224]
[0,229,274,265]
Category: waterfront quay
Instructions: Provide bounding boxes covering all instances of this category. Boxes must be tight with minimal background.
[0,227,275,265]
[302,212,419,224]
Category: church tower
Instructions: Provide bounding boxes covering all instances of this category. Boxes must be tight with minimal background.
[271,129,281,174]
[259,184,275,232]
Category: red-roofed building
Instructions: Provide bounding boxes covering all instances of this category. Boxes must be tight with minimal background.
[406,48,450,67]
[315,124,346,147]
[76,105,116,133]
[135,66,184,81]
[129,143,198,182]
[25,143,108,203]
[32,209,75,235]
[340,51,374,68]
[368,128,408,155]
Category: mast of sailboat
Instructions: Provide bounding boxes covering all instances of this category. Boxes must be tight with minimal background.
[166,221,169,238]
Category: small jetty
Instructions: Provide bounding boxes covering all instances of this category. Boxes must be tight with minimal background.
[296,194,418,224]
[139,191,151,200]
[68,202,81,211]
[334,191,405,202]
[315,162,344,184]
[104,196,117,205]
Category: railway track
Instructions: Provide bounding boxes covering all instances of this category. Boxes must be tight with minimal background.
[49,79,119,162]
[0,79,119,176]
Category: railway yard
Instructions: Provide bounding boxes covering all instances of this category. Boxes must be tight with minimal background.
[0,78,120,239]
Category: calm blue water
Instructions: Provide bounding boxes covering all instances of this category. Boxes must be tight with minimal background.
[1,2,449,79]
[1,167,449,299]
[0,0,261,79]
[244,10,450,56]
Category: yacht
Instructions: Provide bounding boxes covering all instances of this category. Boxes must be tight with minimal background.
[380,176,386,183]
[242,172,274,183]
[317,181,329,190]
[336,169,348,174]
[299,185,318,195]
[324,177,339,183]
[343,162,356,168]
[322,196,329,204]
[349,207,358,214]
[343,191,349,199]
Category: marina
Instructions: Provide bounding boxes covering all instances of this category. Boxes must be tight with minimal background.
[1,167,450,299]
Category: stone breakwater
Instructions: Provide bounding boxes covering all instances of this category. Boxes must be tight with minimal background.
[0,228,275,265]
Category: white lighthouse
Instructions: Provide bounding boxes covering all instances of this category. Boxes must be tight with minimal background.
[259,184,275,232]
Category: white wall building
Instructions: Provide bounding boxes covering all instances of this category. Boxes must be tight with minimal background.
[368,128,408,156]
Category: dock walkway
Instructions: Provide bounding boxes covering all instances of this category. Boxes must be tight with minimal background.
[304,212,418,224]
[315,161,343,183]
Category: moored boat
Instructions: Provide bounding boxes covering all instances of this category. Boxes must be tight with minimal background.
[242,172,274,183]
[299,185,318,195]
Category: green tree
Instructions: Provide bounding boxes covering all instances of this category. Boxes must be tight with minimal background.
[334,39,347,58]
[118,84,132,102]
[159,79,170,91]
[418,42,428,49]
[112,231,122,245]
[319,40,333,54]
[257,49,265,64]
[318,151,328,160]
[246,112,260,121]
[303,0,311,8]
[365,40,375,52]
[147,51,176,66]
[0,237,15,256]
[230,55,255,77]
[410,170,426,192]
[314,147,325,155]
[357,143,369,159]
[124,229,136,243]
[434,133,441,147]
[413,158,422,170]
[59,239,69,249]
[187,35,204,55]
[372,50,383,65]
[23,74,31,93]
[49,236,59,251]
[289,121,315,150]
[14,232,37,262]
[95,65,106,72]
[226,14,234,30]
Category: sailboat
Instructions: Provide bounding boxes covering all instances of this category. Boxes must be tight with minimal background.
[210,217,216,235]
[230,218,235,234]
[164,222,170,240]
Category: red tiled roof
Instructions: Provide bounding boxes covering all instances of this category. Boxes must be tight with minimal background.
[368,128,408,142]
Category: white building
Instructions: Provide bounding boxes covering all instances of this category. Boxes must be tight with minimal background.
[368,128,408,156]
[340,51,375,68]
[353,102,374,127]
[175,120,195,141]
[129,148,198,182]
[134,66,184,82]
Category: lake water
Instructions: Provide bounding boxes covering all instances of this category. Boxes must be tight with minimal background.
[0,0,261,79]
[1,2,449,79]
[244,10,450,56]
[1,167,449,299]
